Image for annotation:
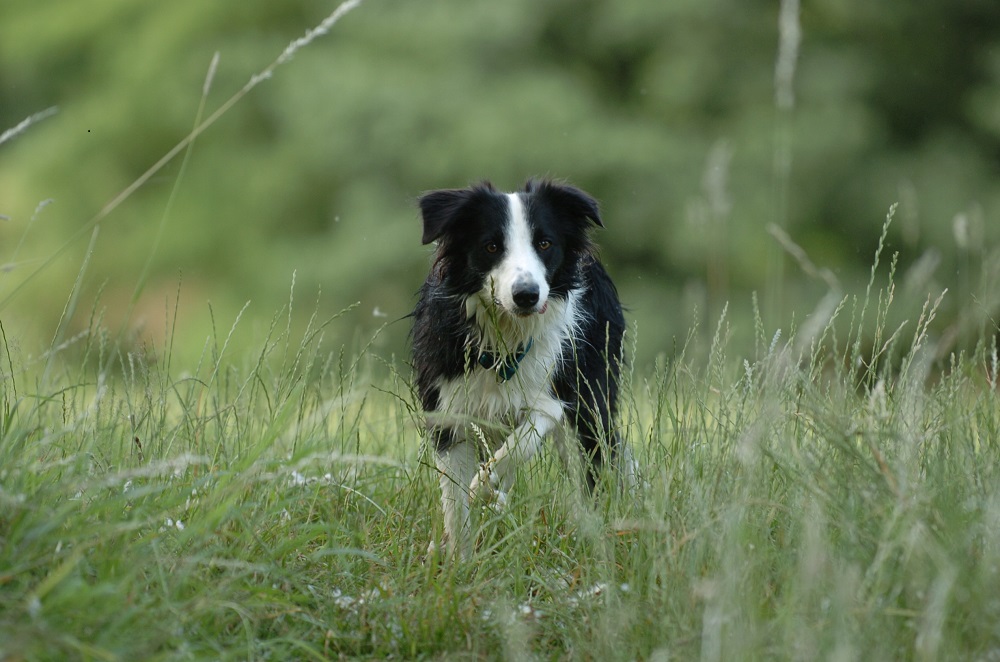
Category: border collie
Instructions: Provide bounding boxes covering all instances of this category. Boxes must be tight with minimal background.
[412,179,636,559]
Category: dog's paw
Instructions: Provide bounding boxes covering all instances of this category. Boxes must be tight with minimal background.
[427,535,470,561]
[478,489,508,514]
[471,470,510,514]
[468,466,494,503]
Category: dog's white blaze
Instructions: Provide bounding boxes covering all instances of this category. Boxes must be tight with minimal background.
[487,193,549,313]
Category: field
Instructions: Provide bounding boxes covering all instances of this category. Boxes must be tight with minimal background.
[4,3,1000,659]
[3,253,1000,660]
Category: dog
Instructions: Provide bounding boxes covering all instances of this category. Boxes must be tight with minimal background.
[411,179,636,559]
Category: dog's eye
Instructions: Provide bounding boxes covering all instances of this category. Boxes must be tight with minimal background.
[537,239,552,251]
[485,241,499,254]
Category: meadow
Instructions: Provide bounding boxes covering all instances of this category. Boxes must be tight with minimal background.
[3,231,1000,659]
[4,2,1000,658]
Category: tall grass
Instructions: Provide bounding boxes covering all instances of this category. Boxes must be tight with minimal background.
[4,1,1000,657]
[3,223,1000,660]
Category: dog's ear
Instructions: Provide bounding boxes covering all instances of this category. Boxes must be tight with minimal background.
[419,188,473,245]
[419,182,500,244]
[530,180,603,228]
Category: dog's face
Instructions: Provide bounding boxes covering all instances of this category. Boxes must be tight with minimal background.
[419,180,603,318]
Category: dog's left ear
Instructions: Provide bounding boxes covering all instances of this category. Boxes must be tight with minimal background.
[419,188,473,245]
[532,180,603,228]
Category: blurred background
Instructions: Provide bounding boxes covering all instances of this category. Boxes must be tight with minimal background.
[2,0,999,370]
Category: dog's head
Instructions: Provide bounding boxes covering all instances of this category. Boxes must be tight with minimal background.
[419,179,602,318]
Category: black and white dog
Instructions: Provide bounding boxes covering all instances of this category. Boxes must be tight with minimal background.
[412,179,636,558]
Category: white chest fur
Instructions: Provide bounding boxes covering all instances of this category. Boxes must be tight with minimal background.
[433,290,582,440]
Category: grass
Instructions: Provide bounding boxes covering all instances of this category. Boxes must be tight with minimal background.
[3,236,1000,660]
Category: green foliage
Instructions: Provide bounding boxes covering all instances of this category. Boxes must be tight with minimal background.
[2,0,1000,364]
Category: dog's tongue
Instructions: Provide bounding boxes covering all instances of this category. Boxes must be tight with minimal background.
[539,302,548,314]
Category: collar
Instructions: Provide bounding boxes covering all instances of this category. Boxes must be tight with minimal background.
[477,337,534,383]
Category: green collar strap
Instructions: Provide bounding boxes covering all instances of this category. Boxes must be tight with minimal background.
[477,337,534,383]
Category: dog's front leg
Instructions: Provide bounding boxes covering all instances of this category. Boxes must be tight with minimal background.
[469,398,564,504]
[434,436,478,559]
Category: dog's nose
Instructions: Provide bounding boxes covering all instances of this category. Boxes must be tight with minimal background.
[512,281,540,309]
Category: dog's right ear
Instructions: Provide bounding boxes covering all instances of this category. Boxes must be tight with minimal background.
[419,189,472,245]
